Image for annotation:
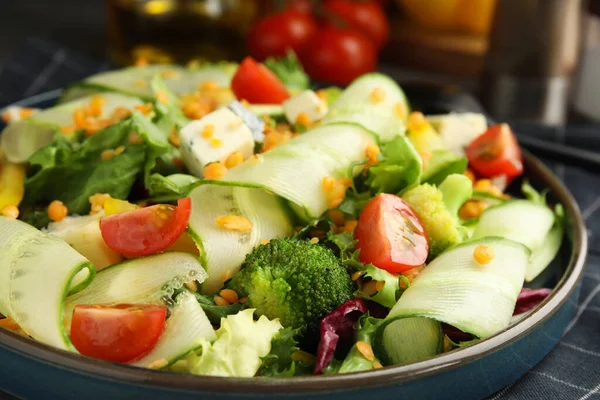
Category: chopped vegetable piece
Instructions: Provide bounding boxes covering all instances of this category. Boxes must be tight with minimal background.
[466,123,523,180]
[355,194,428,273]
[231,57,290,104]
[70,304,167,363]
[514,288,552,315]
[100,198,192,257]
[314,298,367,375]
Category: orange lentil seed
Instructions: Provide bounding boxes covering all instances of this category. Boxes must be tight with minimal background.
[48,200,68,222]
[60,125,76,134]
[134,103,154,115]
[473,244,495,265]
[459,200,487,220]
[168,129,180,147]
[114,146,126,155]
[219,289,239,304]
[101,149,115,161]
[203,162,227,179]
[128,131,143,144]
[394,102,408,120]
[356,341,375,361]
[202,124,215,138]
[19,108,35,119]
[407,111,427,131]
[309,237,319,244]
[351,270,366,281]
[344,219,358,233]
[295,112,311,128]
[135,58,149,66]
[316,89,327,103]
[225,151,244,168]
[214,296,230,307]
[464,168,476,184]
[365,143,381,159]
[157,91,169,104]
[160,69,179,79]
[1,111,11,123]
[370,87,386,103]
[198,80,219,91]
[215,215,254,232]
[1,205,19,219]
[362,280,379,296]
[260,239,270,245]
[327,210,345,226]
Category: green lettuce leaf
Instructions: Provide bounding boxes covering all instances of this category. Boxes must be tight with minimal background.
[422,149,467,186]
[258,327,311,377]
[147,173,200,201]
[184,309,282,377]
[366,135,422,194]
[338,315,384,374]
[151,75,189,129]
[23,120,146,216]
[326,231,401,308]
[264,51,309,92]
[187,290,244,326]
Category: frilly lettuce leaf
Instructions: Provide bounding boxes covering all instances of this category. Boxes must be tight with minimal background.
[184,309,282,377]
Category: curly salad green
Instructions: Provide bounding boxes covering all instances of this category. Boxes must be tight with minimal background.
[0,55,564,377]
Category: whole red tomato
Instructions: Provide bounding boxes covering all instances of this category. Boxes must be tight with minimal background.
[300,26,377,85]
[322,0,390,49]
[247,11,318,61]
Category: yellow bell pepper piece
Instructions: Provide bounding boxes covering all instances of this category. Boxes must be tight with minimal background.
[103,198,140,216]
[0,149,25,210]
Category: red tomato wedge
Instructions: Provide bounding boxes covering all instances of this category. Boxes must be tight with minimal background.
[466,123,524,180]
[354,194,428,273]
[231,57,290,104]
[70,304,167,363]
[100,198,192,257]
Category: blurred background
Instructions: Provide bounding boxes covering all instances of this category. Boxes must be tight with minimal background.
[1,0,599,124]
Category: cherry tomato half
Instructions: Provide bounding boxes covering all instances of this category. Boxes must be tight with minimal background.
[300,27,377,86]
[247,10,317,61]
[70,304,167,364]
[322,0,390,50]
[231,57,290,104]
[466,123,524,180]
[100,198,192,257]
[355,194,428,273]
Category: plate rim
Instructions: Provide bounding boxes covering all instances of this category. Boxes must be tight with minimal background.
[0,91,588,395]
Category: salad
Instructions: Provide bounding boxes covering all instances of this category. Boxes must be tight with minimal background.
[0,54,564,377]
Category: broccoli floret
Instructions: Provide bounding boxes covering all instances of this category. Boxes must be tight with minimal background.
[402,173,473,259]
[228,238,355,336]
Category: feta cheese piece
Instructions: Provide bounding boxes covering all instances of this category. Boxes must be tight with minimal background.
[228,100,265,143]
[426,113,488,155]
[283,90,328,125]
[180,107,255,177]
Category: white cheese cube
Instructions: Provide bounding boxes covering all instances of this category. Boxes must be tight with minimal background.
[426,113,488,155]
[283,90,328,125]
[180,107,255,177]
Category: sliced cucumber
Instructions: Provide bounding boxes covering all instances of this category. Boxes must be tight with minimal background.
[472,201,555,252]
[133,291,216,369]
[472,200,557,280]
[1,93,143,163]
[387,237,530,338]
[248,104,284,118]
[59,64,237,102]
[373,317,443,366]
[526,206,565,282]
[0,217,95,350]
[331,73,409,115]
[65,252,207,325]
[324,73,410,142]
[187,185,293,294]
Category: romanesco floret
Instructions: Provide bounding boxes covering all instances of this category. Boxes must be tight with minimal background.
[402,173,472,259]
[228,238,354,335]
